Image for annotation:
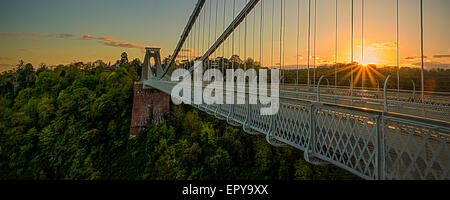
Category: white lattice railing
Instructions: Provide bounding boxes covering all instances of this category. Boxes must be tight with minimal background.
[145,79,449,180]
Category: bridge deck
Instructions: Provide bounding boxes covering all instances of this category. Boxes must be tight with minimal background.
[143,79,450,180]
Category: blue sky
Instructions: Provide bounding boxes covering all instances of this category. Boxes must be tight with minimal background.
[0,0,449,71]
[0,0,196,70]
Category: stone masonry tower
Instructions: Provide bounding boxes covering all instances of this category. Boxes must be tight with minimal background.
[129,47,170,137]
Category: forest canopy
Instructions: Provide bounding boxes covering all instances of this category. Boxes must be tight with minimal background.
[0,55,358,180]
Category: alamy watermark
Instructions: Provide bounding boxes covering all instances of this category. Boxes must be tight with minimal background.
[171,61,280,115]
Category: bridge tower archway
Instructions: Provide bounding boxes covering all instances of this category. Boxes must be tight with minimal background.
[141,47,163,81]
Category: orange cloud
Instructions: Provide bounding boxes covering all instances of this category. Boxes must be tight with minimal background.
[367,42,396,50]
[1,32,70,39]
[96,36,145,49]
[434,55,450,59]
[76,34,94,40]
[1,32,146,50]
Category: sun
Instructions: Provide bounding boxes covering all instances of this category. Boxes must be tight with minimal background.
[361,59,378,66]
[362,62,377,67]
[336,62,385,88]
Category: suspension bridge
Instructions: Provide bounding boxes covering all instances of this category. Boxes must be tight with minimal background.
[132,0,450,180]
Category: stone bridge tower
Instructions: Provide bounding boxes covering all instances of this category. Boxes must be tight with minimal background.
[129,47,170,137]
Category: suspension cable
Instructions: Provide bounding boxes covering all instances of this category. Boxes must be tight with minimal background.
[232,0,236,71]
[212,0,215,70]
[199,8,202,59]
[335,0,338,87]
[208,0,212,73]
[313,0,317,86]
[188,30,190,70]
[271,0,274,71]
[420,0,424,102]
[196,13,199,59]
[396,0,400,99]
[260,0,264,69]
[307,0,311,86]
[214,0,218,71]
[280,0,283,74]
[362,0,365,89]
[362,0,365,65]
[245,0,248,71]
[296,0,300,86]
[188,28,190,69]
[222,0,226,74]
[194,18,196,60]
[253,1,256,65]
[351,0,354,96]
[282,0,286,84]
[202,3,206,59]
[238,2,242,64]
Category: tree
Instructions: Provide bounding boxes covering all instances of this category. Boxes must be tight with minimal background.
[120,52,129,66]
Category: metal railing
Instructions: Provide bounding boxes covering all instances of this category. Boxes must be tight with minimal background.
[144,78,449,180]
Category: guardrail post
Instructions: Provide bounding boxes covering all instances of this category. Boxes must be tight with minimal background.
[377,80,380,99]
[349,79,353,106]
[317,75,325,102]
[411,80,416,102]
[383,75,391,112]
[304,103,316,163]
[376,115,385,180]
[310,104,316,155]
[244,90,250,129]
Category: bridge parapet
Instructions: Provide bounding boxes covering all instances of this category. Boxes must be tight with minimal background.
[144,78,449,180]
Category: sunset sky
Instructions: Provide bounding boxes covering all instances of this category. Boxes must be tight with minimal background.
[1,0,449,72]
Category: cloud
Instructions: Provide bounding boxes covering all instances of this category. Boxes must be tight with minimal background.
[1,32,146,51]
[76,34,93,40]
[412,61,450,69]
[96,36,145,49]
[20,32,53,39]
[433,55,450,59]
[0,32,20,38]
[368,42,396,50]
[74,35,145,50]
[23,32,42,37]
[0,32,72,40]
[405,56,427,60]
[55,33,74,39]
